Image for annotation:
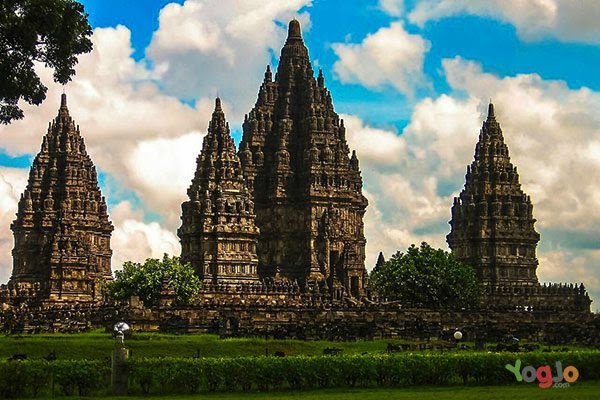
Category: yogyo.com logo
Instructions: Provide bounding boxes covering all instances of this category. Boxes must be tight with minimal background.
[505,359,579,389]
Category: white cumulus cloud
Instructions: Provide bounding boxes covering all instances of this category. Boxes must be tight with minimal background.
[379,0,404,16]
[126,130,206,227]
[0,168,28,283]
[344,94,478,269]
[110,201,181,269]
[147,0,312,121]
[408,0,600,44]
[332,22,430,96]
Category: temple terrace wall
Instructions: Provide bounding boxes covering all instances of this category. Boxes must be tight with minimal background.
[1,298,598,345]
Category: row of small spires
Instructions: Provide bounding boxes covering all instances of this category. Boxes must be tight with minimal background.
[474,142,509,159]
[467,164,517,175]
[18,190,109,216]
[486,282,588,295]
[164,278,348,295]
[258,66,328,104]
[453,192,532,205]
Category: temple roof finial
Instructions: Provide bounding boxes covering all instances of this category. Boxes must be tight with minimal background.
[58,92,70,117]
[288,19,302,40]
[215,97,222,112]
[375,252,385,269]
[487,100,495,120]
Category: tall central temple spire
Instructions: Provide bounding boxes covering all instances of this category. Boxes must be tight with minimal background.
[238,20,368,296]
[447,102,540,286]
[279,19,309,70]
[9,95,113,303]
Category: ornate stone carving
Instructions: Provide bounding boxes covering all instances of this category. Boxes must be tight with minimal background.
[9,94,113,303]
[238,20,368,297]
[178,98,260,285]
[447,103,540,285]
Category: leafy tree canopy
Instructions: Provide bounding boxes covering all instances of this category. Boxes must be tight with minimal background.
[0,0,92,124]
[370,242,482,309]
[105,254,201,307]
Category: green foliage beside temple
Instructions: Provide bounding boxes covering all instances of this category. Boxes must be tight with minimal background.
[104,255,201,307]
[370,242,482,309]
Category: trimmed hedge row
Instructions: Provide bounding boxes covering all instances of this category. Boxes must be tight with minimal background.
[1,351,599,397]
[127,351,600,395]
[0,359,110,398]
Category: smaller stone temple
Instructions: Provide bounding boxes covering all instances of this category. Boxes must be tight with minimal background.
[7,94,113,303]
[178,98,260,284]
[448,102,591,311]
[447,103,540,286]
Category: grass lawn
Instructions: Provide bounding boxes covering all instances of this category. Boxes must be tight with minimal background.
[1,330,594,361]
[47,381,600,399]
[0,330,454,360]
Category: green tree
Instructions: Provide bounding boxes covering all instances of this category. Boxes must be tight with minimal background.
[370,242,482,309]
[105,254,201,307]
[0,0,93,124]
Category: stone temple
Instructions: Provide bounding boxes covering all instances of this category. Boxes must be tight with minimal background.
[448,103,591,311]
[447,103,540,286]
[179,98,260,285]
[0,19,596,340]
[180,20,369,297]
[7,94,113,303]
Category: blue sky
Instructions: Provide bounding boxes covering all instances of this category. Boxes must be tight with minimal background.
[78,0,600,127]
[0,0,599,307]
[72,0,600,148]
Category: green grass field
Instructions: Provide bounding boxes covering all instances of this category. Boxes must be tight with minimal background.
[0,330,449,360]
[1,330,593,361]
[47,381,600,399]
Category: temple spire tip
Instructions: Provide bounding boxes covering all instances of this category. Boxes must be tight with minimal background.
[288,19,302,40]
[264,65,272,81]
[487,100,495,120]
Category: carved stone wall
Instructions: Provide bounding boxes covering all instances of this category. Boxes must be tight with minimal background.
[1,298,597,345]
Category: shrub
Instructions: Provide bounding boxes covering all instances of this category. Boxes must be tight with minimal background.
[0,359,49,398]
[126,350,600,395]
[1,350,599,397]
[0,359,109,398]
[52,360,110,396]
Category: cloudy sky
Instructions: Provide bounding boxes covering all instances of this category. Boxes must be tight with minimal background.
[1,0,599,308]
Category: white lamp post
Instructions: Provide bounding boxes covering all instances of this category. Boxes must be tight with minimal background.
[112,322,130,395]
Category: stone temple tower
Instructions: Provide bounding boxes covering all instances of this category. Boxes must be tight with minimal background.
[239,20,368,296]
[178,98,260,285]
[447,103,540,286]
[9,94,113,303]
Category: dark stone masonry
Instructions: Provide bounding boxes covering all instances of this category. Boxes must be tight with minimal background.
[0,20,596,342]
[178,98,261,285]
[3,94,112,305]
[237,19,368,296]
[448,103,540,286]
